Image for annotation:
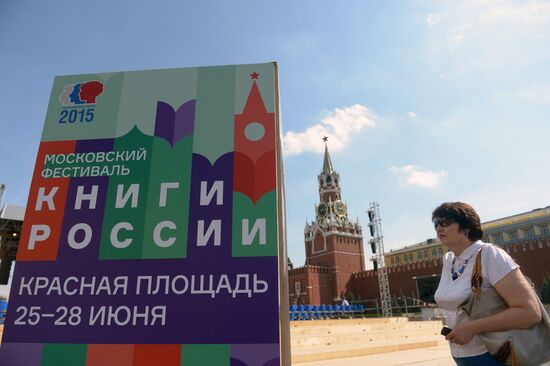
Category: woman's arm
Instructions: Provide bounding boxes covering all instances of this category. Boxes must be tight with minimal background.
[446,268,542,345]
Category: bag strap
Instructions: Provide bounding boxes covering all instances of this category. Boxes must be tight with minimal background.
[470,247,517,366]
[471,247,483,300]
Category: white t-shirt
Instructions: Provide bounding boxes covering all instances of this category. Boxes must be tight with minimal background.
[434,240,519,358]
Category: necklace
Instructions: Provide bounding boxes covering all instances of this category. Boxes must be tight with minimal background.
[451,252,474,280]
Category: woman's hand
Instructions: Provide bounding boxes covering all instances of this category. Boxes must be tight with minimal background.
[445,321,476,345]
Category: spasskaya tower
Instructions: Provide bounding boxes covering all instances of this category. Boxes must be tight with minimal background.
[302,137,364,302]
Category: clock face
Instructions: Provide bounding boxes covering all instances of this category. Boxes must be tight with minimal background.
[317,202,328,217]
[334,200,347,217]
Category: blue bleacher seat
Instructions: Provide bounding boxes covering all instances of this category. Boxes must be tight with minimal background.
[342,304,352,317]
[289,305,298,321]
[305,305,313,320]
[333,305,341,318]
[311,305,320,320]
[352,303,365,317]
[0,300,7,325]
[318,304,325,319]
[297,305,308,320]
[326,304,335,318]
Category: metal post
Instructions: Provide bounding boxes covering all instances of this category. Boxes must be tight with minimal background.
[0,184,5,214]
[368,202,392,317]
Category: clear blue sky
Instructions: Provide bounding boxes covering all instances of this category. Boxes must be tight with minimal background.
[1,1,550,276]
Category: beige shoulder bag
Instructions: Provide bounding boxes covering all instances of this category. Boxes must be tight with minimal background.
[459,248,550,366]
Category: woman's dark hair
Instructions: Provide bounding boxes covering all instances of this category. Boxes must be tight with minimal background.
[432,202,483,241]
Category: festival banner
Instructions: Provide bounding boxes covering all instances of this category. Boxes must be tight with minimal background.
[0,63,289,366]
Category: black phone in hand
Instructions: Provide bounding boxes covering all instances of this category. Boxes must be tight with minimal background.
[440,326,452,336]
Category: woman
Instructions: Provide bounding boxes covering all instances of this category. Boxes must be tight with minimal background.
[432,202,541,366]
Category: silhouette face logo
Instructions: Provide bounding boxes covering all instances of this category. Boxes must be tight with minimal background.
[59,81,104,106]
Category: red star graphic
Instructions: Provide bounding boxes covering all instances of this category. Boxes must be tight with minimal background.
[250,72,260,80]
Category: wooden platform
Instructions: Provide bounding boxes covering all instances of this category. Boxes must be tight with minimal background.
[291,317,446,364]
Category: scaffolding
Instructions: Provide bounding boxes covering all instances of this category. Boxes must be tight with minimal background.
[0,184,21,284]
[368,202,392,317]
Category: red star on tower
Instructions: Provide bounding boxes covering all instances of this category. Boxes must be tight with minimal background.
[250,72,260,80]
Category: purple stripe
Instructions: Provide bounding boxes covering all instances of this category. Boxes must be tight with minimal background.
[187,153,234,259]
[57,139,114,262]
[231,344,280,366]
[0,343,43,365]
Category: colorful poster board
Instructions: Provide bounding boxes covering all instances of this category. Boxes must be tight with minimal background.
[0,63,289,365]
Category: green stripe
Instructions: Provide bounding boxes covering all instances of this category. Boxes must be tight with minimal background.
[41,344,87,366]
[232,191,278,257]
[142,136,193,258]
[181,344,229,366]
[100,127,153,259]
[193,66,236,163]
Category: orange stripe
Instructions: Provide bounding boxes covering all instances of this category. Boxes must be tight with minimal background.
[18,140,76,261]
[133,344,181,366]
[86,344,134,366]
